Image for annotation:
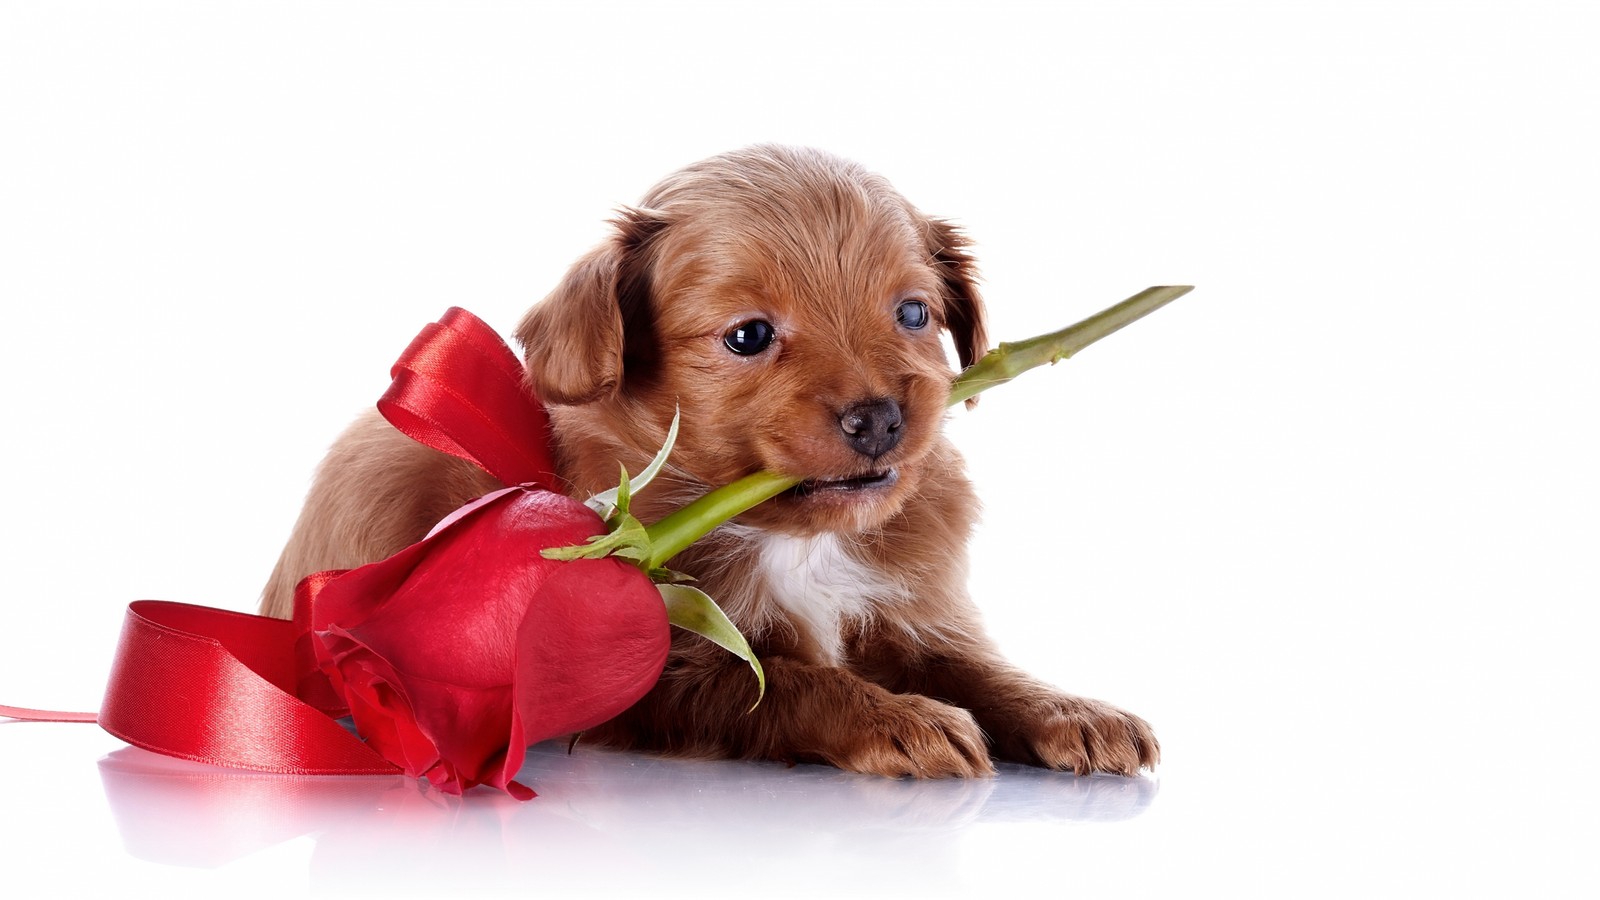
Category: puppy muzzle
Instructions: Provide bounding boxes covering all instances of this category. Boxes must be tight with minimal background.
[838,397,903,459]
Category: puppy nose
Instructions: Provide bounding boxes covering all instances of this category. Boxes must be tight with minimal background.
[838,398,903,458]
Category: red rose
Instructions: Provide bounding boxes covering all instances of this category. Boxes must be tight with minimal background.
[303,485,671,798]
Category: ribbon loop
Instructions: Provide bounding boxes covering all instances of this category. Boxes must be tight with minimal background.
[6,309,552,787]
[98,601,397,775]
[377,307,558,489]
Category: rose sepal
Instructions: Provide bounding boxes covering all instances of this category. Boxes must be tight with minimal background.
[543,410,766,699]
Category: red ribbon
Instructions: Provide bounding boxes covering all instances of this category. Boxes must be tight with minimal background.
[377,306,557,488]
[3,308,555,779]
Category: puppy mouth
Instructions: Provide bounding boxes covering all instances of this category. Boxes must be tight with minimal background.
[788,468,900,498]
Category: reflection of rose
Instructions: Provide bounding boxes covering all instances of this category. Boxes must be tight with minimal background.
[303,485,670,799]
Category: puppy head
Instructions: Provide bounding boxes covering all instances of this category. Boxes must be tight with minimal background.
[518,145,987,535]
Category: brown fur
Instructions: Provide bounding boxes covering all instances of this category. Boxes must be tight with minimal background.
[261,145,1158,778]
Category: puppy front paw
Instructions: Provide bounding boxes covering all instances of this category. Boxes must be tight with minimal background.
[829,693,995,779]
[989,695,1159,777]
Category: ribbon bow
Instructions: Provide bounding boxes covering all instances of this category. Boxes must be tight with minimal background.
[5,308,670,799]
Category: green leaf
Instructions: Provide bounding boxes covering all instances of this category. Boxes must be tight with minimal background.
[556,410,687,562]
[629,408,679,497]
[614,462,633,514]
[658,583,765,709]
[584,408,680,518]
[539,511,652,563]
[648,567,697,584]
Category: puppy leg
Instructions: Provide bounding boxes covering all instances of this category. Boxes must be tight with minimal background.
[590,651,996,778]
[860,632,1159,776]
[970,677,1160,777]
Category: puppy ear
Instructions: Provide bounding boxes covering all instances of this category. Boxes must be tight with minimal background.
[516,207,666,405]
[924,217,990,389]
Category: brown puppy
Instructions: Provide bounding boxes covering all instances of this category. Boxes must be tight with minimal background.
[261,145,1158,778]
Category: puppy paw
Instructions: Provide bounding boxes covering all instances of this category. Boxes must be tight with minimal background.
[990,695,1159,777]
[830,694,995,779]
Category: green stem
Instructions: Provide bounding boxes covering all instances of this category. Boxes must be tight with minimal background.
[946,285,1193,407]
[643,470,799,570]
[641,285,1192,569]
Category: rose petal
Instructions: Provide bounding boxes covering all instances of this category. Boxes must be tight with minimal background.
[316,627,442,780]
[307,485,669,797]
[512,559,670,747]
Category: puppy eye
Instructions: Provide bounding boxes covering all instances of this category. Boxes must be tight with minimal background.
[724,319,775,355]
[896,298,930,330]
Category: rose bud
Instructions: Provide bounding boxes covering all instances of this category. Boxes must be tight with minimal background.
[303,485,670,799]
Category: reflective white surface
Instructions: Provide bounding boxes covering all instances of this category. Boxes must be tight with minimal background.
[7,702,1592,898]
[98,741,1155,889]
[3,1,1597,897]
[8,724,1165,897]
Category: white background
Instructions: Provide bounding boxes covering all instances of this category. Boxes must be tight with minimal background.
[2,1,1596,897]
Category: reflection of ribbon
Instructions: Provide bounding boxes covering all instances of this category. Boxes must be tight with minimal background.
[3,308,557,779]
[95,741,1155,887]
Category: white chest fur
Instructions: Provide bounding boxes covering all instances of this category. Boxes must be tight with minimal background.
[753,532,908,665]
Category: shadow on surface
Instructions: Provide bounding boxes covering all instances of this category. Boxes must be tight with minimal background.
[99,740,1157,892]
